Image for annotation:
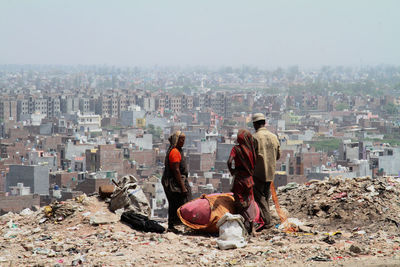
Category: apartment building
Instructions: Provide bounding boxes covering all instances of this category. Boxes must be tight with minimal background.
[0,100,17,122]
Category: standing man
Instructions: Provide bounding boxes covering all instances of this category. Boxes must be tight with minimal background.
[252,113,280,229]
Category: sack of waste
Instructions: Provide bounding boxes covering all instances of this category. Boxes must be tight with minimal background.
[216,213,247,250]
[109,175,151,217]
[177,193,235,233]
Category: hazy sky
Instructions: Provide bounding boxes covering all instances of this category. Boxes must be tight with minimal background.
[1,0,399,67]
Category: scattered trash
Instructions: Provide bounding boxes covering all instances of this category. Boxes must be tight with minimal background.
[20,208,33,216]
[298,225,312,233]
[278,218,303,232]
[89,211,119,225]
[332,192,347,200]
[38,235,52,241]
[281,182,299,192]
[349,244,362,254]
[43,201,77,222]
[321,236,335,245]
[324,231,342,236]
[308,256,332,262]
[0,176,399,266]
[7,220,18,229]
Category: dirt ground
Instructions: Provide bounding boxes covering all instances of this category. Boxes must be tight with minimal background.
[1,194,400,267]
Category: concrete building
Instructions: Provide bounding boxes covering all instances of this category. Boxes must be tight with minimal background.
[50,171,79,189]
[76,112,101,133]
[141,176,167,218]
[195,139,217,154]
[120,108,146,127]
[60,96,80,114]
[79,98,91,113]
[17,99,29,121]
[47,97,61,118]
[339,140,361,161]
[143,97,156,112]
[214,143,234,171]
[0,100,17,122]
[369,146,400,176]
[85,145,124,175]
[9,182,31,196]
[127,133,153,150]
[188,153,215,173]
[211,92,229,117]
[75,177,111,195]
[6,165,49,196]
[31,98,49,117]
[27,150,58,172]
[95,97,119,118]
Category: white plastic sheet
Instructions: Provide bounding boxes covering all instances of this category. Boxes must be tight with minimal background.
[216,213,247,250]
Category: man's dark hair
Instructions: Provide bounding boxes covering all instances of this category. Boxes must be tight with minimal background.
[253,120,266,127]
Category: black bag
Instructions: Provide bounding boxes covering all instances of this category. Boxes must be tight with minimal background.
[121,211,165,233]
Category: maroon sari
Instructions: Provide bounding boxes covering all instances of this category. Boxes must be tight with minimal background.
[228,129,262,229]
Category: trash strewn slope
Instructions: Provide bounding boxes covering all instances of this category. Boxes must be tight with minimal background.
[0,177,400,266]
[279,176,400,232]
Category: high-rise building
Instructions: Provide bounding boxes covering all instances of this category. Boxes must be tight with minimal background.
[0,100,17,122]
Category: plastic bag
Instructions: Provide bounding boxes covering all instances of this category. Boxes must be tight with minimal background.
[216,213,247,250]
[109,175,151,217]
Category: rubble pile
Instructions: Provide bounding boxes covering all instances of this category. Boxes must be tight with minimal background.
[1,179,400,266]
[279,176,400,232]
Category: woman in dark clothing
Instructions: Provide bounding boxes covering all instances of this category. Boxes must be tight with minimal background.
[162,130,192,232]
[227,129,259,236]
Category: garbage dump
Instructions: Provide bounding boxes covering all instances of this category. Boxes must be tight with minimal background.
[0,176,399,266]
[278,176,400,232]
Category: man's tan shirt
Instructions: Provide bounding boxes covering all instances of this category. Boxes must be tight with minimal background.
[253,127,281,183]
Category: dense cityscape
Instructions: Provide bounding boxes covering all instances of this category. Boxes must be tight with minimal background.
[1,64,399,216]
[2,0,400,265]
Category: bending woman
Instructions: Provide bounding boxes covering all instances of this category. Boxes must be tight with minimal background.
[227,129,259,236]
[162,131,192,232]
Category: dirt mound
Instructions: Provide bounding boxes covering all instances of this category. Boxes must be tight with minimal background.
[279,176,400,232]
[1,180,400,266]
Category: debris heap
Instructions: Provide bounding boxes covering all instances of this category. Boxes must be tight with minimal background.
[279,176,400,232]
[1,177,400,266]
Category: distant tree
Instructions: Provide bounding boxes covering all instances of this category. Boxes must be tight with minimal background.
[383,103,399,115]
[146,124,163,140]
[223,120,237,126]
[335,103,349,111]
